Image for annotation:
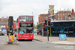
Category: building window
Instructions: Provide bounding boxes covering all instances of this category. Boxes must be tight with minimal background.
[68,13,69,15]
[61,18,62,20]
[58,14,59,17]
[58,18,60,20]
[42,21,43,22]
[46,15,47,18]
[61,14,62,16]
[42,17,44,20]
[65,14,67,16]
[63,14,64,16]
[54,22,63,27]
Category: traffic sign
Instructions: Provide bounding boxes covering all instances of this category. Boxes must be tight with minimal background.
[59,34,66,39]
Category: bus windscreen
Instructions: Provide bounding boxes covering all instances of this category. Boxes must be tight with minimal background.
[19,28,33,34]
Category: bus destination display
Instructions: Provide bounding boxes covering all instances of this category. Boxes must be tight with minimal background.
[20,23,33,27]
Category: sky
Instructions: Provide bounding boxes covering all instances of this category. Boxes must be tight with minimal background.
[0,0,75,25]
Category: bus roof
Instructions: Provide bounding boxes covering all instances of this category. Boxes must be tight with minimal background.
[19,15,33,17]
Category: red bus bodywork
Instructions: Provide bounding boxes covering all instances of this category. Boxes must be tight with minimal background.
[17,15,34,40]
[14,21,17,37]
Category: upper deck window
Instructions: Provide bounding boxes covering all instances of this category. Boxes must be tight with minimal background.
[20,16,33,22]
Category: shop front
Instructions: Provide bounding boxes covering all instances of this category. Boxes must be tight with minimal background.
[51,20,75,37]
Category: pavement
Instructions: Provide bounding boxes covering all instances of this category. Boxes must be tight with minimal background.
[34,33,75,45]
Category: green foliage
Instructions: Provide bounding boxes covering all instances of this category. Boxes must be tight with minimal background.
[36,25,38,29]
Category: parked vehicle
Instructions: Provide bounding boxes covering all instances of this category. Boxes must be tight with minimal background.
[0,31,4,35]
[2,29,6,34]
[37,30,39,35]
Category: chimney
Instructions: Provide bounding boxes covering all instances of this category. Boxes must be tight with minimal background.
[72,9,74,17]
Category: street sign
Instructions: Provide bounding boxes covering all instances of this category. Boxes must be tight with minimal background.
[59,34,66,39]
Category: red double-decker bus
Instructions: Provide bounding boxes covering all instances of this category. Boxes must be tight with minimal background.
[16,15,34,40]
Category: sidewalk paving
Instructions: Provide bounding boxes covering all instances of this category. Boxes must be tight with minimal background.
[34,33,75,45]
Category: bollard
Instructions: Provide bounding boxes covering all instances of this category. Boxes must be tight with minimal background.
[11,35,13,42]
[8,34,13,44]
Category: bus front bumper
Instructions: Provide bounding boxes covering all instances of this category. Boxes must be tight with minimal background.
[18,38,34,40]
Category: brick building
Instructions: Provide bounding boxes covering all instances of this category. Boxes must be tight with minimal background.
[38,9,75,24]
[55,11,71,20]
[55,9,75,20]
[39,14,51,24]
[0,18,8,22]
[0,18,8,31]
[0,18,16,31]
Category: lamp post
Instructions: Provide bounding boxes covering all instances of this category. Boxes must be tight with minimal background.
[53,9,54,20]
[48,9,50,18]
[47,9,50,41]
[42,21,44,36]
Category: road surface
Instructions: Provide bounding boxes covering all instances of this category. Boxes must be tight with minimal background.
[0,34,75,50]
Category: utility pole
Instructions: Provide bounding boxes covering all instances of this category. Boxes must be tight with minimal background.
[45,9,53,41]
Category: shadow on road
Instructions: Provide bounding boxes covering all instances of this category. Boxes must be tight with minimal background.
[17,40,33,42]
[0,35,5,36]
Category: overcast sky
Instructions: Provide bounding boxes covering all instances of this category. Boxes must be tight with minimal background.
[0,0,75,25]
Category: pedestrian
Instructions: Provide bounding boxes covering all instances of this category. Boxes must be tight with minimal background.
[37,30,39,35]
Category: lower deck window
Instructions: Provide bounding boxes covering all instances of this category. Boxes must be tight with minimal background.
[19,28,33,34]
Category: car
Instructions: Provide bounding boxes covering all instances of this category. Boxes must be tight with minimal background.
[0,31,4,35]
[2,29,6,34]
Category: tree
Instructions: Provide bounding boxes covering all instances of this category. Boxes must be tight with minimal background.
[36,25,38,29]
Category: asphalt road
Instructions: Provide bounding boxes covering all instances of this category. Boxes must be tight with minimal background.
[0,34,75,50]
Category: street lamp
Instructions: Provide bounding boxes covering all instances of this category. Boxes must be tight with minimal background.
[53,9,54,20]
